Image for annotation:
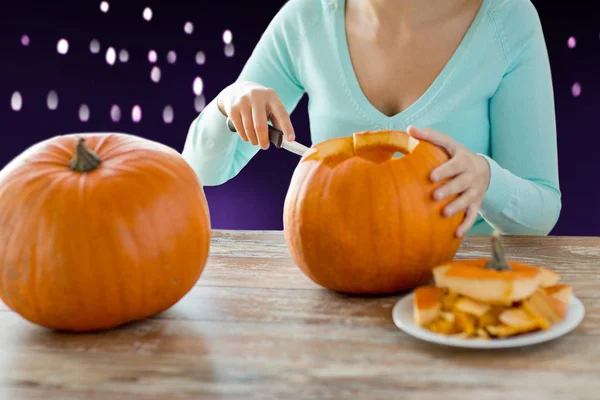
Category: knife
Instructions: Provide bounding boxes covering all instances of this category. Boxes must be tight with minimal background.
[226,117,309,156]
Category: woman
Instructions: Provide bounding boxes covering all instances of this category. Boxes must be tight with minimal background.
[182,0,561,237]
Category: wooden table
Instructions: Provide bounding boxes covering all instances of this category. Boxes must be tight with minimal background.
[0,230,598,400]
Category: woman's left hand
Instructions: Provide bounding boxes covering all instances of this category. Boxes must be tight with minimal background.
[407,126,491,237]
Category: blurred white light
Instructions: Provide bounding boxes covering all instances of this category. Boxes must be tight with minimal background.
[11,92,23,111]
[106,46,116,65]
[163,105,174,124]
[167,50,177,64]
[148,50,157,63]
[567,36,576,49]
[110,105,121,122]
[193,77,204,96]
[21,34,30,47]
[223,30,232,44]
[119,49,129,63]
[47,90,59,110]
[184,22,194,34]
[194,95,206,113]
[151,66,161,83]
[572,82,582,97]
[90,39,100,54]
[224,43,235,57]
[79,104,90,122]
[143,7,153,21]
[195,51,206,65]
[132,105,142,123]
[57,38,69,55]
[100,1,109,13]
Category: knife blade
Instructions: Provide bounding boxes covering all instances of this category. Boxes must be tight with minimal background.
[226,117,309,156]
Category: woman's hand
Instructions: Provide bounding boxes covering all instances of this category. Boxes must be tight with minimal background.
[217,81,295,150]
[407,126,491,237]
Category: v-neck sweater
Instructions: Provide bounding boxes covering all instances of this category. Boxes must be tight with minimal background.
[182,0,561,236]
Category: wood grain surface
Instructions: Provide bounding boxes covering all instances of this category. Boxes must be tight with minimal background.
[1,230,599,400]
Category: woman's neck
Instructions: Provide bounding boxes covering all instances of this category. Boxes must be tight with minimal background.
[346,0,471,40]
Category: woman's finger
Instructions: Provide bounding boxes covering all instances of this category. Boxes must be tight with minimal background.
[252,98,270,150]
[443,187,478,218]
[430,153,467,183]
[229,109,248,142]
[456,203,481,237]
[240,103,258,146]
[407,126,458,155]
[433,171,471,201]
[268,97,295,142]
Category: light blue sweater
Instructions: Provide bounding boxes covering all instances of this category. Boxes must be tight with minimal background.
[182,0,561,235]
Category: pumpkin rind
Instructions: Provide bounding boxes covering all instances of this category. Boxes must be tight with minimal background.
[0,133,211,332]
[283,130,464,294]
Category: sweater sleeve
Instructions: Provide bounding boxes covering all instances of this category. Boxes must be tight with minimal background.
[181,2,306,186]
[478,0,561,235]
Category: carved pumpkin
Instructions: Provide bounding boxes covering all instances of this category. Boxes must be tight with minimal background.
[283,130,464,294]
[0,133,211,332]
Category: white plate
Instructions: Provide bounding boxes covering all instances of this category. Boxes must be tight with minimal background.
[392,291,585,349]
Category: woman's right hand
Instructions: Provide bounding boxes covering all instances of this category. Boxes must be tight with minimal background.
[217,81,296,150]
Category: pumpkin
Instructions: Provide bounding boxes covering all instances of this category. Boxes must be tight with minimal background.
[0,133,211,332]
[432,231,561,304]
[283,129,465,294]
[415,232,570,338]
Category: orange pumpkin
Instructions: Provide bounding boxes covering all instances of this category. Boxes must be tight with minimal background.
[283,130,465,294]
[0,133,211,332]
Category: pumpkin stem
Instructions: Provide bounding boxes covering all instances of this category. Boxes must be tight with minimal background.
[484,229,511,271]
[70,137,102,173]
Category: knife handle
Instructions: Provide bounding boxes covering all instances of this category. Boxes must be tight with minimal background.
[226,117,283,148]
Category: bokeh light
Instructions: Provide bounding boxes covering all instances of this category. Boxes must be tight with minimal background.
[119,49,129,63]
[106,46,116,65]
[10,92,23,111]
[184,22,194,35]
[194,95,206,113]
[90,39,100,54]
[195,51,206,65]
[572,82,582,97]
[110,105,121,122]
[79,104,90,122]
[193,77,204,96]
[132,105,142,123]
[57,39,69,55]
[167,50,177,64]
[568,36,576,48]
[21,34,30,47]
[151,66,161,83]
[47,90,59,110]
[225,43,235,57]
[163,105,174,124]
[143,7,153,21]
[100,1,109,13]
[223,30,233,44]
[148,49,157,63]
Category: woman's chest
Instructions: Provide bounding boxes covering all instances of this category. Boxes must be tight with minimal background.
[346,37,463,118]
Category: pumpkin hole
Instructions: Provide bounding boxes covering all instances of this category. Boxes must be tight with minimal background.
[305,136,355,168]
[353,130,418,164]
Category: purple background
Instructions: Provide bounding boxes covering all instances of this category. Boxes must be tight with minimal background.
[1,0,598,236]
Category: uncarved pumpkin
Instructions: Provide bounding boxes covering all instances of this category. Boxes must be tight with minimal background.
[0,133,211,332]
[283,130,465,294]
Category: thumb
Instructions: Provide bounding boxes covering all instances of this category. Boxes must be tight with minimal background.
[406,125,458,155]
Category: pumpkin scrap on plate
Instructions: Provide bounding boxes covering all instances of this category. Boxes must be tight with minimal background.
[413,231,571,339]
